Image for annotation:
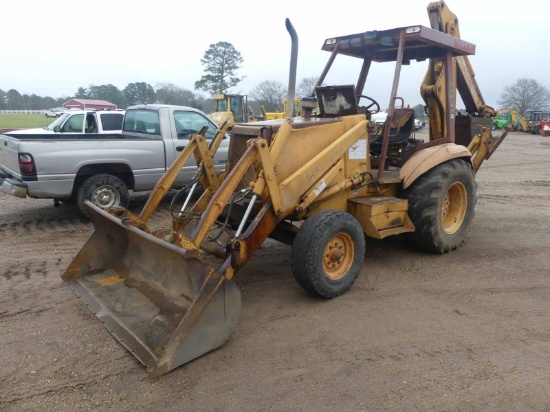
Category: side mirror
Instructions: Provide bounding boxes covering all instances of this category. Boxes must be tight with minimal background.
[54,126,61,133]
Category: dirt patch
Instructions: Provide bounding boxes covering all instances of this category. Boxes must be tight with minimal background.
[1,132,550,411]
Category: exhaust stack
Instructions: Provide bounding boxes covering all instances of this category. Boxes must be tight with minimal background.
[286,18,298,118]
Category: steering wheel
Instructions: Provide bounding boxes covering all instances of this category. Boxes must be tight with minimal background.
[357,95,380,114]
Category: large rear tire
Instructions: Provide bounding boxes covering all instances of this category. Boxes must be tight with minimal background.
[403,159,476,253]
[291,210,366,298]
[77,174,130,218]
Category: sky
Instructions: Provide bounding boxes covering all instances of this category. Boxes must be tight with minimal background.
[1,0,548,110]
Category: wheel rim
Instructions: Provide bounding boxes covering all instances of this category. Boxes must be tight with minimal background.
[323,232,354,280]
[91,185,120,209]
[441,182,467,234]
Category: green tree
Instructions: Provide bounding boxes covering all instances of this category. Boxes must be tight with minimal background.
[43,96,57,109]
[155,83,202,109]
[75,87,89,98]
[296,77,323,98]
[123,82,156,106]
[195,42,244,94]
[0,89,6,109]
[88,84,126,108]
[498,78,550,116]
[56,96,70,106]
[413,103,426,120]
[250,80,286,112]
[28,94,44,110]
[6,89,23,109]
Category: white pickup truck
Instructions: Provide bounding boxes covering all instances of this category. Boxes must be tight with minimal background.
[43,107,68,118]
[11,109,125,135]
[0,104,229,216]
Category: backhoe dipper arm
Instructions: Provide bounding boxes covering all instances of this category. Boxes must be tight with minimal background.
[467,127,507,173]
[425,1,495,118]
[509,109,530,132]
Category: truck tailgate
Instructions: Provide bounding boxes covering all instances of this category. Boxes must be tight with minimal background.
[0,134,21,176]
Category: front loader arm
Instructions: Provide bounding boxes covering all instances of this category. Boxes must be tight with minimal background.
[139,121,229,223]
[105,120,230,232]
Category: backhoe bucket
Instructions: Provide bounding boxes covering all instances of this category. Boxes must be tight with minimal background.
[62,201,241,378]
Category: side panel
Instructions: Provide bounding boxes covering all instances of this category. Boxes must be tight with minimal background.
[2,137,166,197]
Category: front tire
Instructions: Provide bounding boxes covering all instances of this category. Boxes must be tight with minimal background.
[403,159,476,253]
[77,174,130,218]
[291,210,366,298]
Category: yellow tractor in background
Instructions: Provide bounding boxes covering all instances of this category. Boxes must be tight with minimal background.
[210,93,249,128]
[62,1,506,378]
[211,93,266,128]
[261,98,303,120]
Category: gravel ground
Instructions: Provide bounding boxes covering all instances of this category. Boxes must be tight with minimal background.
[1,130,550,411]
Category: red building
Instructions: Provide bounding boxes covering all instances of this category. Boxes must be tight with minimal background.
[63,99,117,111]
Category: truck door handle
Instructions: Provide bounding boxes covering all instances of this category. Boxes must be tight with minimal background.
[176,146,185,152]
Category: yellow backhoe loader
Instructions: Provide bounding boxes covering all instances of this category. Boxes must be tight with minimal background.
[210,93,248,129]
[261,98,302,120]
[493,108,549,134]
[62,1,506,378]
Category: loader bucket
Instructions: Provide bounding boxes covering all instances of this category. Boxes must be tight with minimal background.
[62,201,241,378]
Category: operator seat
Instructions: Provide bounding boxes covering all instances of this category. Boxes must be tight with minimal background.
[369,108,416,166]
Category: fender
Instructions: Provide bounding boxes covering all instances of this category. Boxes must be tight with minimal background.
[399,143,471,189]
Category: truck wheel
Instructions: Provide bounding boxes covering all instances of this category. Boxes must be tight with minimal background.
[291,210,365,298]
[77,174,129,218]
[403,159,476,253]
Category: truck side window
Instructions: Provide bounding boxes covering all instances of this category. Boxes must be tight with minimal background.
[85,113,97,133]
[173,111,217,140]
[101,113,124,131]
[63,114,84,133]
[123,110,160,135]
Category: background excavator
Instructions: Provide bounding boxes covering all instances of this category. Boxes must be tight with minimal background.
[492,108,527,131]
[493,108,550,134]
[62,1,505,378]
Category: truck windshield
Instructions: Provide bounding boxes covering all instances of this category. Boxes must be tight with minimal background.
[123,110,160,135]
[44,113,70,131]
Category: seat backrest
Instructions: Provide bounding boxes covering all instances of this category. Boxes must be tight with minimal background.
[315,85,358,118]
[135,120,147,133]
